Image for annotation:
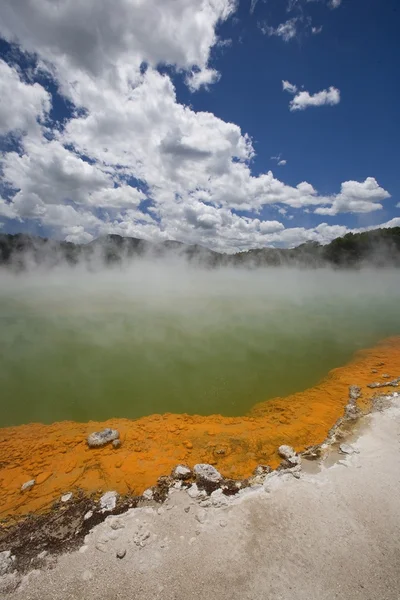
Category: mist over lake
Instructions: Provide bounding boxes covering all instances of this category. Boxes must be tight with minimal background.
[1,261,400,428]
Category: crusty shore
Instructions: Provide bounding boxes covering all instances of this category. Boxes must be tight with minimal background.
[1,392,400,599]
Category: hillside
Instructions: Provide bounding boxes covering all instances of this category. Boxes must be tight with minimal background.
[1,227,400,269]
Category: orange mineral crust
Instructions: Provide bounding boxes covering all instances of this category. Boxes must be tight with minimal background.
[1,336,400,522]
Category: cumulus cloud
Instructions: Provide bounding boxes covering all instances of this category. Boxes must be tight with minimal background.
[286,85,341,111]
[329,0,342,8]
[0,0,393,253]
[314,178,391,216]
[0,59,51,135]
[0,0,235,88]
[186,68,221,92]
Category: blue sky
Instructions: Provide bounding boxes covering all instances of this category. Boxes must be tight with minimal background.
[0,0,398,252]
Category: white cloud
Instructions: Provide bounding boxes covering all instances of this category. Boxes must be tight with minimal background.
[262,19,298,42]
[0,0,235,98]
[186,68,221,92]
[288,86,341,111]
[329,0,342,8]
[250,0,260,14]
[314,178,390,216]
[311,26,323,34]
[277,160,287,166]
[282,80,298,94]
[0,0,393,253]
[0,59,51,135]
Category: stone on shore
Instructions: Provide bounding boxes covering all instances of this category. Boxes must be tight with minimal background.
[99,491,118,512]
[61,492,73,503]
[87,428,119,448]
[194,464,222,484]
[278,445,295,460]
[171,465,192,480]
[20,480,35,492]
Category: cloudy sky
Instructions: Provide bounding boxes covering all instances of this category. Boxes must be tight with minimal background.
[0,0,398,252]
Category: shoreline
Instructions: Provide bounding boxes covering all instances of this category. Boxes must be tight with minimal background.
[1,336,400,522]
[1,391,400,598]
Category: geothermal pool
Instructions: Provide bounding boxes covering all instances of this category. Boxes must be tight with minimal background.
[1,263,400,428]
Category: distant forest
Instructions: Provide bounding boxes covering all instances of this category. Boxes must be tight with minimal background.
[1,227,400,269]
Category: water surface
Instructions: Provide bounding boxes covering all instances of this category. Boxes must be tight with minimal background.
[1,263,399,427]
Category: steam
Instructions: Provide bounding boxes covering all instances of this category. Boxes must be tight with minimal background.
[1,258,400,427]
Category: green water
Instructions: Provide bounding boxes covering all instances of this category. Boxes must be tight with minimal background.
[1,264,400,427]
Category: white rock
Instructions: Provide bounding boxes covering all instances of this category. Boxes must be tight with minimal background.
[116,548,126,559]
[172,465,192,480]
[20,480,35,492]
[0,551,15,577]
[142,489,153,501]
[219,519,228,528]
[87,428,119,448]
[187,483,201,498]
[99,491,118,512]
[193,464,222,483]
[37,551,48,560]
[278,445,296,460]
[61,492,73,503]
[84,510,93,520]
[82,570,93,581]
[210,489,229,508]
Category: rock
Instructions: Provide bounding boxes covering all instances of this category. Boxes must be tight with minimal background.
[278,445,295,460]
[84,510,93,520]
[193,464,222,484]
[37,551,48,560]
[87,428,119,448]
[20,479,35,492]
[219,519,228,528]
[171,464,192,480]
[382,374,391,379]
[142,488,153,501]
[339,443,358,455]
[344,403,361,420]
[0,551,15,577]
[116,549,126,559]
[61,492,73,503]
[99,491,118,512]
[253,465,272,476]
[112,439,121,449]
[349,385,361,400]
[187,483,203,499]
[82,570,93,581]
[210,489,229,508]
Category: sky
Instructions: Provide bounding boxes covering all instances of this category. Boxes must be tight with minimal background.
[0,0,399,253]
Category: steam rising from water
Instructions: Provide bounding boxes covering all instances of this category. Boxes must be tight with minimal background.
[1,259,400,427]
